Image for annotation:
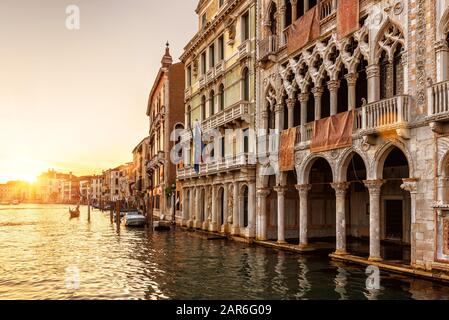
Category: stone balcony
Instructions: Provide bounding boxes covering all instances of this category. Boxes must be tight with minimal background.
[206,68,215,85]
[199,74,206,89]
[259,35,278,63]
[297,95,412,144]
[185,86,191,100]
[202,101,252,132]
[146,151,165,170]
[215,60,225,77]
[427,80,449,133]
[177,153,256,180]
[238,40,251,60]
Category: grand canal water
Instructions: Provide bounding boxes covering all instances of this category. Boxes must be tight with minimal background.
[1,204,449,300]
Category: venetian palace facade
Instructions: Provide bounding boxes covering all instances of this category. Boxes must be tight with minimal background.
[176,0,449,273]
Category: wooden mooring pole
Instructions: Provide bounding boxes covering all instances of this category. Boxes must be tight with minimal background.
[115,200,121,230]
[109,201,113,224]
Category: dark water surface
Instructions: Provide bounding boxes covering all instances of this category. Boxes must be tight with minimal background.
[1,204,449,300]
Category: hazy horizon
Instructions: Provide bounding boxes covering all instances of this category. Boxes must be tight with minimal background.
[0,0,198,183]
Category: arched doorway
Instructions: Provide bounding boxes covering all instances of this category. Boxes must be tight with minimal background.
[341,152,369,257]
[285,171,299,242]
[380,146,411,262]
[308,158,335,246]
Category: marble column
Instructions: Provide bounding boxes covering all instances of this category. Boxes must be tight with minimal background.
[366,64,380,103]
[222,183,229,232]
[436,40,449,82]
[291,0,298,22]
[296,184,311,249]
[256,188,271,241]
[345,73,358,110]
[304,0,310,12]
[364,180,385,262]
[231,182,240,236]
[248,182,256,238]
[299,93,309,142]
[287,98,296,129]
[210,185,218,232]
[312,87,324,120]
[401,178,419,250]
[328,80,340,116]
[275,103,285,131]
[274,186,287,244]
[331,182,350,255]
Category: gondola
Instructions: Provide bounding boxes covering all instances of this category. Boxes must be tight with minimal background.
[69,205,80,218]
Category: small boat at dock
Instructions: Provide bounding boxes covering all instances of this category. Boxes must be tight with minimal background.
[154,220,171,232]
[124,212,146,227]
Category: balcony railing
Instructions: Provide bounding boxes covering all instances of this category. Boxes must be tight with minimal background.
[202,101,252,131]
[238,40,251,60]
[199,74,206,89]
[259,35,278,62]
[296,95,411,144]
[215,60,225,76]
[206,68,215,84]
[363,95,410,132]
[177,153,254,179]
[319,0,337,21]
[185,87,191,100]
[428,80,449,121]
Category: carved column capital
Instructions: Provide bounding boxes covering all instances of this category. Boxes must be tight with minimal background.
[363,180,385,195]
[366,64,380,78]
[327,80,341,91]
[312,87,324,98]
[273,186,287,196]
[331,182,350,196]
[345,73,358,86]
[435,39,449,52]
[299,92,309,103]
[286,98,296,109]
[401,178,419,194]
[257,188,271,198]
[295,184,312,196]
[274,103,284,113]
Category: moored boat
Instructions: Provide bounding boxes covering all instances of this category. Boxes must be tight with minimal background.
[124,212,146,227]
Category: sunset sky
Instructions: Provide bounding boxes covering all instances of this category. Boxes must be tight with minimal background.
[0,0,197,183]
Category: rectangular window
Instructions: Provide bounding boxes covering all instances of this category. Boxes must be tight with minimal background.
[218,35,224,61]
[201,14,207,29]
[201,52,207,75]
[187,66,192,86]
[221,137,225,158]
[209,44,215,68]
[242,12,250,41]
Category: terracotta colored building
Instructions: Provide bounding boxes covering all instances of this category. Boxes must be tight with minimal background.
[146,44,185,220]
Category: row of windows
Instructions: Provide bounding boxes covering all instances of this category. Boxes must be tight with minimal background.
[186,68,250,125]
[187,10,251,86]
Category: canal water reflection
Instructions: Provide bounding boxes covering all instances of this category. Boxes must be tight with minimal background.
[1,204,449,300]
